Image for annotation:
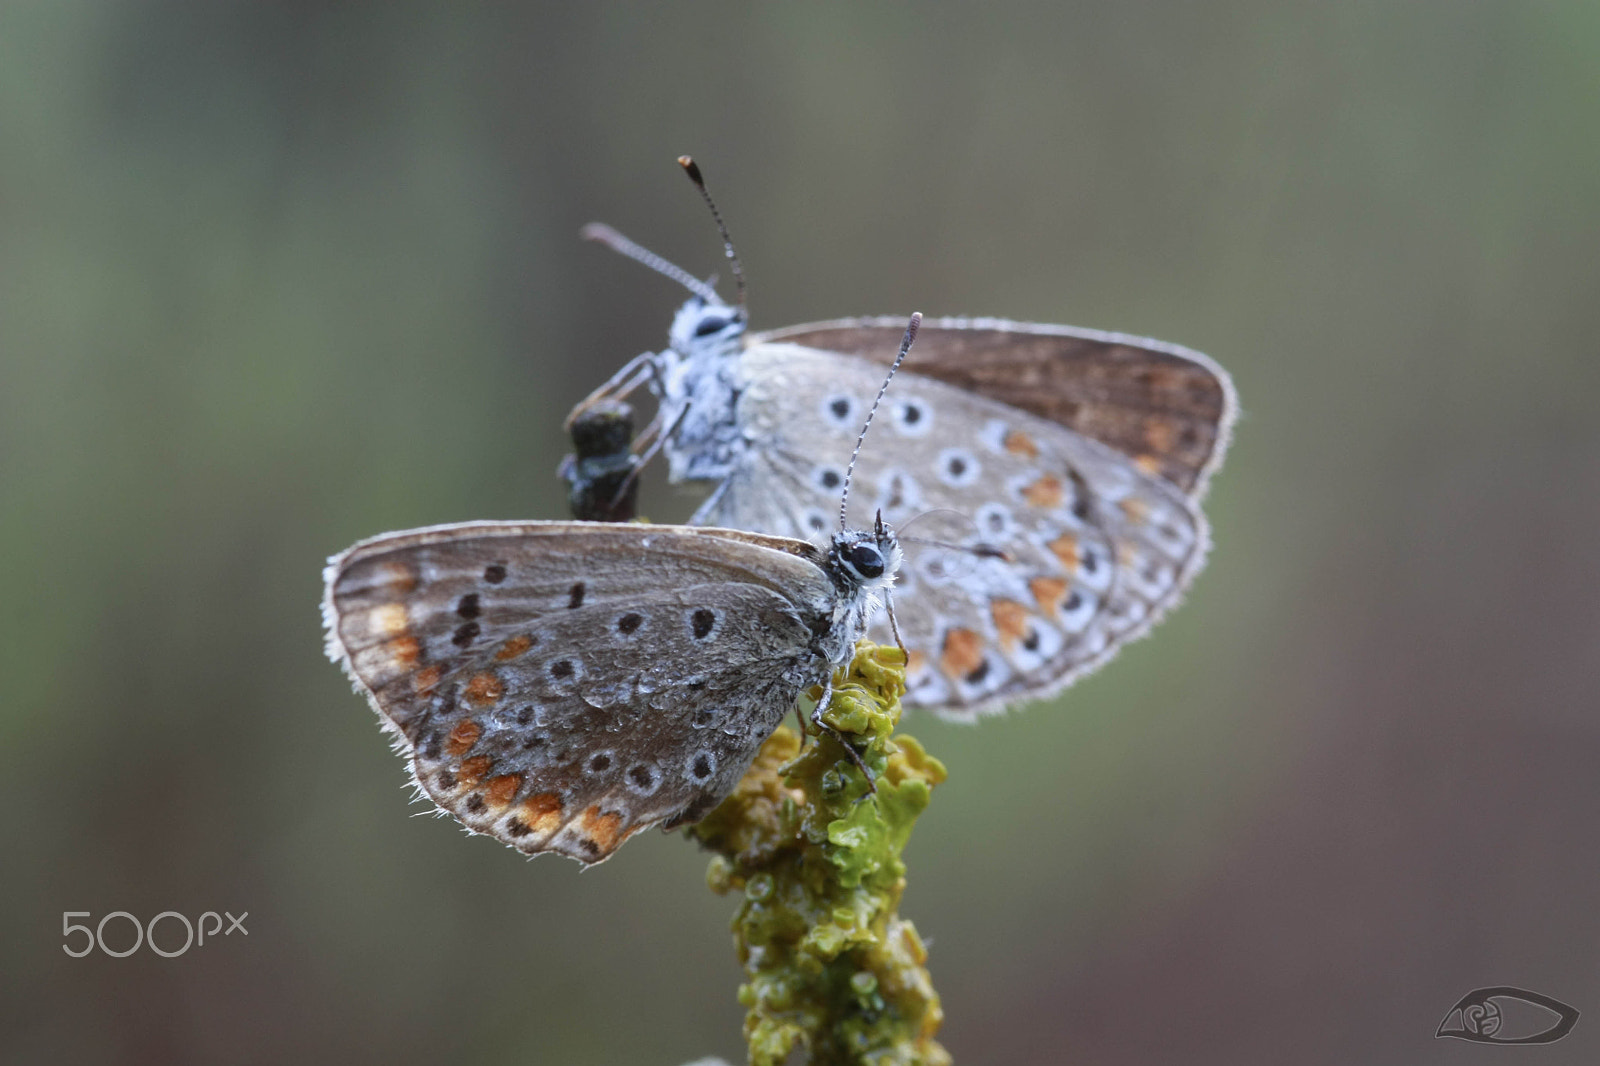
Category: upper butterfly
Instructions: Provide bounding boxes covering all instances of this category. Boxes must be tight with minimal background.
[570,157,1237,721]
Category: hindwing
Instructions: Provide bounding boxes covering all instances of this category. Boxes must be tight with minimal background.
[695,343,1212,719]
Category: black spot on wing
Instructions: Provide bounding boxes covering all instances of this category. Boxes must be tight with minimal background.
[691,609,716,640]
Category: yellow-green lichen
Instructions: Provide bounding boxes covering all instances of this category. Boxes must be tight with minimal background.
[689,643,950,1066]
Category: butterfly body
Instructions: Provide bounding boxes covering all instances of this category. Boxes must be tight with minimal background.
[323,520,900,864]
[590,297,1236,721]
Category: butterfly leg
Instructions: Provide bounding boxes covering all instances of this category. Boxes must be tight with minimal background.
[564,350,654,429]
[607,401,691,510]
[686,477,732,527]
[885,592,908,659]
[628,410,663,456]
[809,680,877,793]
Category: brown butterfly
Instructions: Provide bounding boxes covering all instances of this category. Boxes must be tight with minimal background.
[325,316,923,864]
[323,520,901,864]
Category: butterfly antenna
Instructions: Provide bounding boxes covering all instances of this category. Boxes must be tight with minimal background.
[677,156,747,319]
[579,222,723,305]
[840,312,921,530]
[899,534,1015,562]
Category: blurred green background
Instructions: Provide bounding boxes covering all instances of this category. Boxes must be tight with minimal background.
[4,3,1599,1063]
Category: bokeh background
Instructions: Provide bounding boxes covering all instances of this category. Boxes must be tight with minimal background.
[4,3,1599,1063]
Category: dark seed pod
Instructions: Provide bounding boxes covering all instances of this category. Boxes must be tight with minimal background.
[559,399,640,522]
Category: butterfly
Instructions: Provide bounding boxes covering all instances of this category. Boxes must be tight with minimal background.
[570,158,1236,721]
[323,318,921,865]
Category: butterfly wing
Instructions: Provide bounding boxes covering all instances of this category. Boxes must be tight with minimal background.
[752,316,1237,497]
[323,521,832,864]
[703,344,1209,720]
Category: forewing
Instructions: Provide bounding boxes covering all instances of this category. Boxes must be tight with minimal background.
[752,316,1236,496]
[323,521,830,864]
[706,345,1209,720]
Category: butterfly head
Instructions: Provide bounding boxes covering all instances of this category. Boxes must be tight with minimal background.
[820,516,902,658]
[669,295,746,358]
[827,515,902,598]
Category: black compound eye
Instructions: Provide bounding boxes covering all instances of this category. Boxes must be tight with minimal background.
[844,543,885,579]
[693,315,729,337]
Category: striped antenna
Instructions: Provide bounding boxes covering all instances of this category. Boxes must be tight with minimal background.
[579,222,723,305]
[840,312,922,530]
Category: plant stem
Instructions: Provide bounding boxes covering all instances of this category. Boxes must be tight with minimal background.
[689,643,951,1066]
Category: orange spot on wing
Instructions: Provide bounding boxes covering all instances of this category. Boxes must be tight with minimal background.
[1135,454,1163,476]
[990,600,1030,649]
[457,755,493,786]
[412,665,443,695]
[485,773,523,807]
[580,806,625,854]
[495,635,533,661]
[1003,430,1040,458]
[521,792,564,834]
[1029,576,1070,617]
[464,672,504,705]
[375,561,417,593]
[1144,418,1177,454]
[1021,475,1064,509]
[1048,533,1080,571]
[445,719,482,756]
[905,650,928,676]
[384,635,422,667]
[939,628,985,680]
[1120,497,1150,525]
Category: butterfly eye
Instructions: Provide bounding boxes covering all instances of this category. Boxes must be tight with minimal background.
[844,543,886,579]
[693,315,729,337]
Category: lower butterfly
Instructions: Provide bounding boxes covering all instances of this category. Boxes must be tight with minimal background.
[322,521,899,864]
[324,315,922,864]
